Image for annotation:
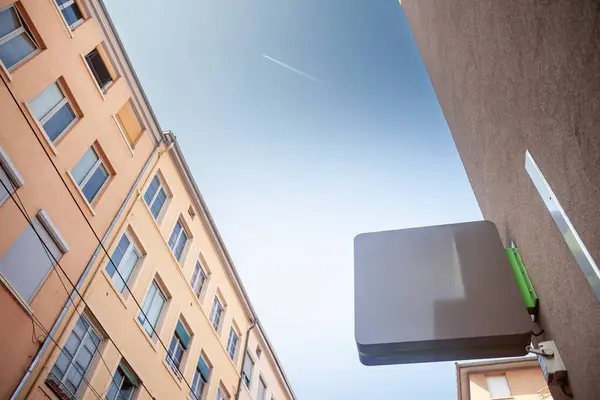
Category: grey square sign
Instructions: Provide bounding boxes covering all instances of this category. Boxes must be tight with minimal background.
[354,221,532,365]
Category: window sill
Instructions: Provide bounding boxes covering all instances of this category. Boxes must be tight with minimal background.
[0,273,33,316]
[66,171,96,216]
[100,268,129,309]
[133,315,159,353]
[162,359,184,389]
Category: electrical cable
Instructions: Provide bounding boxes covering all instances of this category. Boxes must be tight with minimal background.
[0,177,157,400]
[0,74,203,399]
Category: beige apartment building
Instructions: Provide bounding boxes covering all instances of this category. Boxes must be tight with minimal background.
[457,358,552,400]
[0,0,295,399]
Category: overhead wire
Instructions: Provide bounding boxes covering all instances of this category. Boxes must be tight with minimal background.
[0,177,156,400]
[0,73,203,399]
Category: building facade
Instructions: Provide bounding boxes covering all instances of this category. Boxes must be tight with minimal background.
[400,1,600,399]
[0,1,295,399]
[0,0,162,397]
[457,358,552,400]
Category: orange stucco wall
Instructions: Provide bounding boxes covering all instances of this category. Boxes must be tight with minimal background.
[24,147,293,400]
[0,0,156,397]
[463,364,549,400]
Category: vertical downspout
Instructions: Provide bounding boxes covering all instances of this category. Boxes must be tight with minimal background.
[10,144,160,400]
[235,321,256,400]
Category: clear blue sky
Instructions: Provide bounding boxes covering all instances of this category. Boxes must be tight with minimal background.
[104,0,482,398]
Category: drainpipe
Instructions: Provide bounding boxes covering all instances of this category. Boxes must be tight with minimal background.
[10,144,160,400]
[235,320,256,400]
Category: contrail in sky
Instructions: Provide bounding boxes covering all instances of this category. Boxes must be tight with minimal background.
[262,54,326,85]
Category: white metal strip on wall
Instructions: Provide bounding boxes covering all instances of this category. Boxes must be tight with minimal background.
[525,150,600,300]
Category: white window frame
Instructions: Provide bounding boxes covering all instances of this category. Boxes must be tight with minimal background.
[241,352,254,389]
[47,315,102,398]
[54,0,85,30]
[226,327,239,361]
[138,279,167,337]
[0,146,25,206]
[107,231,141,293]
[257,376,268,400]
[169,218,189,262]
[144,173,169,221]
[0,4,40,73]
[209,295,225,332]
[71,146,111,205]
[190,260,208,298]
[28,80,78,145]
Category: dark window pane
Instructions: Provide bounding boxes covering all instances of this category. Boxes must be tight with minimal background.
[106,234,129,278]
[174,234,186,260]
[0,32,37,69]
[144,176,159,205]
[0,7,20,38]
[82,164,108,202]
[56,0,71,5]
[42,103,75,141]
[85,49,112,89]
[62,4,83,27]
[151,188,166,218]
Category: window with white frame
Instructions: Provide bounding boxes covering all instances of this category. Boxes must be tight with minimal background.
[138,280,166,337]
[486,374,511,399]
[0,210,67,303]
[257,377,267,400]
[0,4,39,71]
[84,47,113,91]
[168,219,189,262]
[241,352,254,389]
[144,174,168,219]
[71,146,110,203]
[105,232,141,293]
[190,354,211,400]
[226,327,239,361]
[0,146,24,206]
[190,260,207,298]
[166,320,190,378]
[105,362,138,400]
[46,315,101,399]
[29,81,78,143]
[216,385,230,400]
[55,0,84,30]
[209,295,224,331]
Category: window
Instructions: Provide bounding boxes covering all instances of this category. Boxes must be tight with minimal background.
[209,296,224,331]
[105,362,137,400]
[0,210,67,302]
[168,219,189,262]
[257,377,267,400]
[0,4,39,71]
[166,320,190,378]
[241,352,254,389]
[84,47,112,91]
[190,354,211,400]
[190,261,207,298]
[46,316,101,400]
[138,280,166,336]
[143,174,167,219]
[216,385,230,400]
[105,232,141,293]
[115,100,143,147]
[0,146,24,206]
[55,0,84,29]
[29,81,77,142]
[226,328,238,361]
[486,375,511,399]
[71,146,110,203]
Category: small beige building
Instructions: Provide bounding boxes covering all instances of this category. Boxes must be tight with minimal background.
[456,358,552,400]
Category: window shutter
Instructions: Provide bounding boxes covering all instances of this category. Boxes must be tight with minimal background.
[0,217,62,301]
[117,101,143,145]
[197,356,211,381]
[486,375,511,399]
[175,320,190,349]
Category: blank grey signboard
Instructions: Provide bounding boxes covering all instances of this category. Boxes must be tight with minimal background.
[354,221,532,365]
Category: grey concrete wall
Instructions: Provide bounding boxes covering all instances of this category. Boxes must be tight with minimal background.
[401,1,600,399]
